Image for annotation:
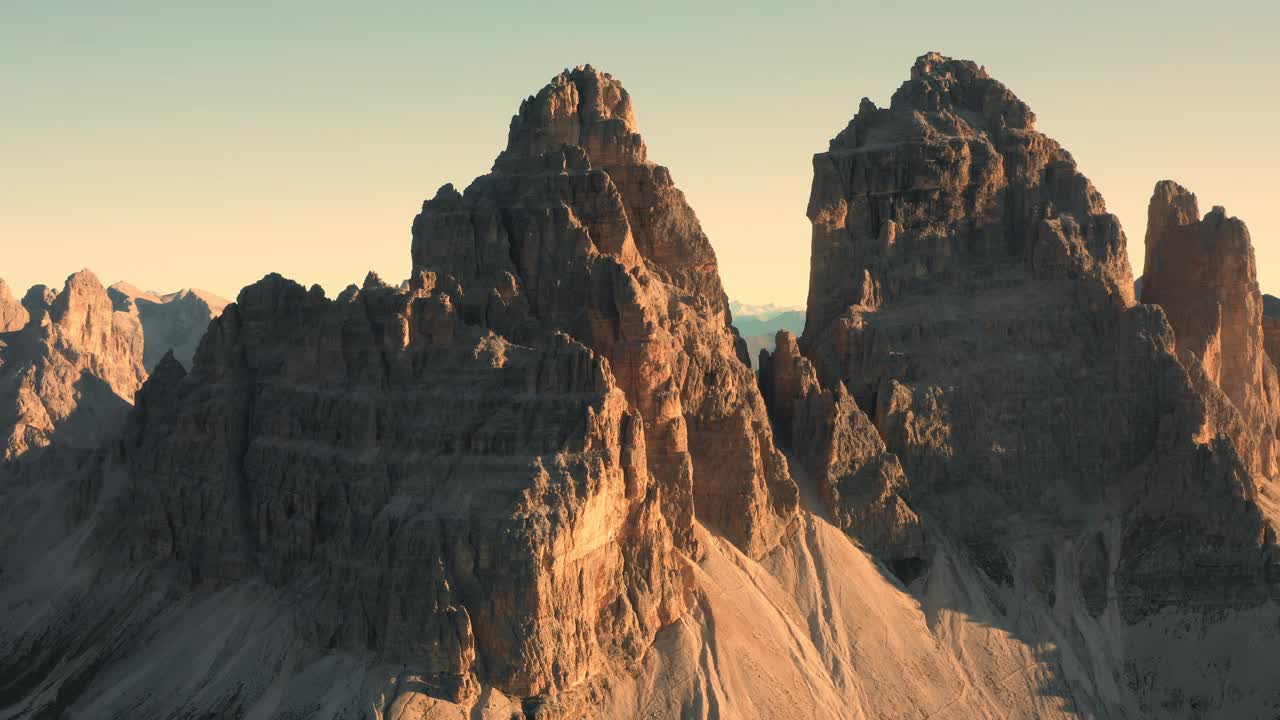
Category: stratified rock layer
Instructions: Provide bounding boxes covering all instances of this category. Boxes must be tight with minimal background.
[1140,180,1280,479]
[765,52,1280,716]
[0,270,146,460]
[411,66,796,559]
[113,273,685,699]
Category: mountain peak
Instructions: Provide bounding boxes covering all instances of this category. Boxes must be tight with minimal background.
[887,51,1035,130]
[497,64,645,168]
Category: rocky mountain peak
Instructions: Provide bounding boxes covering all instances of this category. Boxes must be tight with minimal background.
[48,269,122,347]
[1141,179,1278,478]
[498,64,643,169]
[1148,180,1204,236]
[812,54,1131,346]
[0,269,145,460]
[412,65,795,559]
[889,51,1036,130]
[768,53,1280,716]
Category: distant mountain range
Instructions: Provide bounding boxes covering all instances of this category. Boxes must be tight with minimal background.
[730,302,805,364]
[729,300,804,321]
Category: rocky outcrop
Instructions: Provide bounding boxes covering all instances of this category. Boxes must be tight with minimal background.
[764,52,1280,716]
[1140,181,1280,479]
[411,66,796,559]
[0,278,27,332]
[20,283,56,320]
[107,272,686,702]
[109,283,229,370]
[760,330,927,575]
[0,270,146,460]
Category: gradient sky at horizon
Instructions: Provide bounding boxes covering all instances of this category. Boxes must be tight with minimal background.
[3,1,1276,305]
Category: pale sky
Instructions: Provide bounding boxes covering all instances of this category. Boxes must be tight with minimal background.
[2,1,1276,305]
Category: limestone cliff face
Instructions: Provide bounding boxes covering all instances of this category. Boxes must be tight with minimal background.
[113,272,685,700]
[765,52,1280,715]
[803,54,1134,339]
[0,279,28,332]
[411,66,796,559]
[1140,181,1280,480]
[0,270,146,460]
[109,283,229,370]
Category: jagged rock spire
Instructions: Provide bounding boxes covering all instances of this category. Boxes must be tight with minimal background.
[497,65,645,169]
[1141,179,1280,478]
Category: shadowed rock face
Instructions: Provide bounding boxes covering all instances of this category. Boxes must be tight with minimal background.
[108,283,229,370]
[20,284,56,320]
[759,329,927,573]
[765,52,1280,715]
[412,66,796,559]
[0,270,146,460]
[1141,181,1280,479]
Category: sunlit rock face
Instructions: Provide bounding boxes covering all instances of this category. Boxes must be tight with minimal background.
[117,272,686,699]
[1140,180,1280,480]
[764,52,1280,716]
[411,66,797,560]
[0,270,146,460]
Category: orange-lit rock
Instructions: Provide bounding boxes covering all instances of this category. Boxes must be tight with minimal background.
[0,270,145,460]
[1141,180,1280,479]
[411,66,796,559]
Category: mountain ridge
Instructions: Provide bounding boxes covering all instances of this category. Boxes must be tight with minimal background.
[1,54,1277,719]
